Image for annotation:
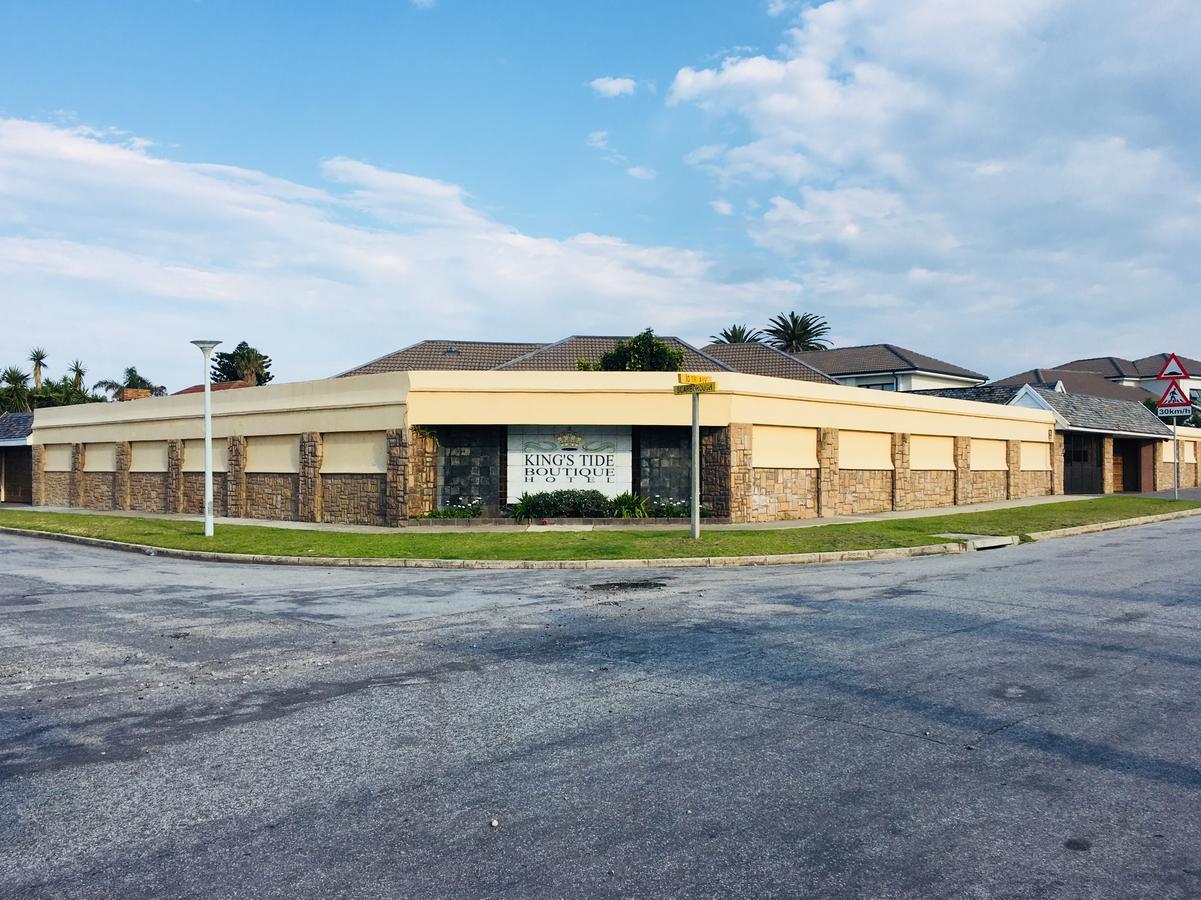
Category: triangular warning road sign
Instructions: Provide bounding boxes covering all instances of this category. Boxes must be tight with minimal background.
[1157,353,1190,380]
[1159,379,1191,408]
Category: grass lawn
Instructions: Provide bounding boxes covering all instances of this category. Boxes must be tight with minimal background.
[0,497,1197,561]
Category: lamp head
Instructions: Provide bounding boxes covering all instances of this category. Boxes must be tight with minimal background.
[190,340,222,354]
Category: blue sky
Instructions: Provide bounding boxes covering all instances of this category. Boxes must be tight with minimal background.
[2,0,1199,390]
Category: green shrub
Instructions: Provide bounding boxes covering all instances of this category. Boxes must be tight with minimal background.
[611,492,648,518]
[509,490,616,521]
[646,497,711,518]
[423,501,483,519]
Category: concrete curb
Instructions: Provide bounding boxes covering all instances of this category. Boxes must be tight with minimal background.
[0,524,964,569]
[1024,506,1201,541]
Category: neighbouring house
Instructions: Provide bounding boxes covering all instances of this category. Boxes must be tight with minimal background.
[789,344,988,392]
[699,342,837,384]
[173,379,255,396]
[990,368,1154,402]
[917,383,1183,494]
[1052,354,1201,405]
[0,411,34,504]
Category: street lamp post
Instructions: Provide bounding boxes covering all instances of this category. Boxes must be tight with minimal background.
[190,340,221,537]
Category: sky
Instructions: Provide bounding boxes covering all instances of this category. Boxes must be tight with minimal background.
[1,0,1199,391]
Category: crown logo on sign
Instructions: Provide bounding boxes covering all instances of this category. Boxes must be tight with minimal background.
[554,431,583,450]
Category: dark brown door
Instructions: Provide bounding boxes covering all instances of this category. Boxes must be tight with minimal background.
[1,447,33,504]
[1063,433,1103,494]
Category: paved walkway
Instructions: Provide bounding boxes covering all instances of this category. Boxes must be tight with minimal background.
[0,491,1155,534]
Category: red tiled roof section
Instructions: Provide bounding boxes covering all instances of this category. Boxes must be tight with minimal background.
[791,344,986,381]
[701,342,837,384]
[339,341,546,376]
[1132,353,1201,378]
[1056,356,1140,378]
[991,368,1153,401]
[173,380,254,395]
[497,336,731,372]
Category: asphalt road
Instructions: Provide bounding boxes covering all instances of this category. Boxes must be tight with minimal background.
[2,520,1201,898]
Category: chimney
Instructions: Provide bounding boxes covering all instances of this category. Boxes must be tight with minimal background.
[116,387,152,402]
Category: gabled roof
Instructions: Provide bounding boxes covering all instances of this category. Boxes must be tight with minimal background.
[339,340,546,377]
[991,368,1153,402]
[1031,388,1170,437]
[497,336,731,372]
[912,385,1024,404]
[791,344,986,381]
[1057,356,1141,379]
[700,342,837,384]
[0,412,33,444]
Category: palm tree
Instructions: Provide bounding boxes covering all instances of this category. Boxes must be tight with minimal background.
[1,366,33,413]
[68,360,87,393]
[211,341,273,386]
[94,366,167,399]
[28,347,48,390]
[710,324,764,344]
[763,312,832,353]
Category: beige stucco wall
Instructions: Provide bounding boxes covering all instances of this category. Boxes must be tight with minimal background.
[130,441,169,472]
[839,431,893,470]
[246,435,300,473]
[971,438,1008,471]
[321,431,388,474]
[84,442,116,472]
[1020,441,1052,471]
[751,425,818,469]
[31,374,410,445]
[182,438,229,472]
[910,435,954,471]
[44,444,72,471]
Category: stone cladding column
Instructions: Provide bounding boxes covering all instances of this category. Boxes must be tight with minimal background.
[1101,436,1115,494]
[69,443,85,508]
[299,432,324,523]
[953,437,972,506]
[168,439,186,511]
[113,441,131,511]
[891,433,911,512]
[225,436,247,518]
[816,428,839,517]
[1005,440,1022,499]
[31,445,45,506]
[1052,433,1065,495]
[385,429,408,525]
[406,428,438,518]
[726,423,753,524]
[700,426,732,519]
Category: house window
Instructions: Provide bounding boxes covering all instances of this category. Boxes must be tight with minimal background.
[863,383,895,391]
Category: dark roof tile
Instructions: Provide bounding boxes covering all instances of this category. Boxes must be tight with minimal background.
[498,336,731,372]
[339,341,545,376]
[0,412,33,441]
[701,342,837,384]
[791,344,986,381]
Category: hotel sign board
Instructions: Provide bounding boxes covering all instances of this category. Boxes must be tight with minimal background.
[675,373,717,394]
[506,426,632,502]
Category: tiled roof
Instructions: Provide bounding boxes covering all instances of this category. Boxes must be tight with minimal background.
[912,385,1024,404]
[1033,388,1170,437]
[1057,356,1141,379]
[173,380,255,396]
[498,336,731,372]
[339,341,546,377]
[791,344,987,381]
[991,368,1153,402]
[0,412,33,442]
[1131,353,1201,379]
[701,342,837,384]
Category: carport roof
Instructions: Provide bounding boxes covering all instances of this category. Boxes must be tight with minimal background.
[1032,388,1171,437]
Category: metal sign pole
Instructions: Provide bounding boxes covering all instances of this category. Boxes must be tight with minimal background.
[691,390,700,540]
[1174,418,1179,501]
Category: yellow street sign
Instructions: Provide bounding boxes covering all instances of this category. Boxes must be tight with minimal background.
[678,373,714,385]
[674,382,717,394]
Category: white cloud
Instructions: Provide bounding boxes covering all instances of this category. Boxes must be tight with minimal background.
[0,118,799,388]
[590,77,637,98]
[586,130,609,150]
[410,0,436,8]
[667,0,1201,376]
[710,199,734,216]
[625,166,657,180]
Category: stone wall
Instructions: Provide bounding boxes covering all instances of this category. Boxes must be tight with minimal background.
[909,470,955,509]
[226,437,247,518]
[970,471,1007,504]
[43,471,69,506]
[245,473,299,521]
[83,472,114,509]
[836,470,893,515]
[437,425,502,512]
[700,426,732,518]
[129,472,169,513]
[183,472,228,517]
[1016,470,1053,498]
[322,473,387,526]
[749,468,817,521]
[636,426,691,503]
